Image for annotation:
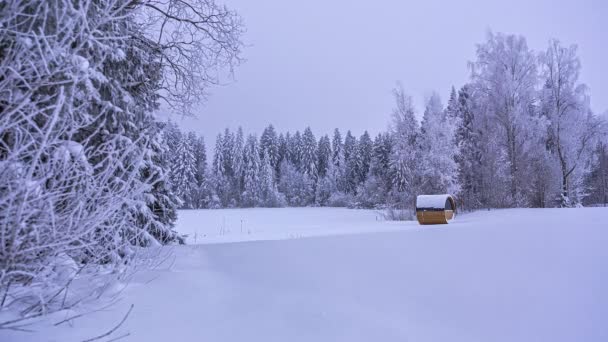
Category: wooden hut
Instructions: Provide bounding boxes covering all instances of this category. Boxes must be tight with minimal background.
[416,194,456,225]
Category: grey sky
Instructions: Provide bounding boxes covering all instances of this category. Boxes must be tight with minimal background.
[170,0,607,142]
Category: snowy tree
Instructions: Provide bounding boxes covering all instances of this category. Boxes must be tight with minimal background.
[419,93,459,195]
[259,155,286,207]
[276,133,288,180]
[278,160,314,206]
[586,135,608,206]
[192,134,211,208]
[470,32,539,206]
[211,132,231,207]
[241,135,262,207]
[0,0,243,313]
[388,84,421,207]
[316,160,339,206]
[445,87,459,119]
[317,135,332,178]
[222,128,236,179]
[453,85,484,209]
[343,131,359,193]
[143,122,181,243]
[290,131,303,171]
[232,127,245,204]
[539,40,601,206]
[278,133,288,167]
[171,133,198,208]
[301,127,318,179]
[330,129,346,192]
[343,131,357,163]
[260,125,279,171]
[332,129,344,168]
[357,133,393,208]
[358,131,373,185]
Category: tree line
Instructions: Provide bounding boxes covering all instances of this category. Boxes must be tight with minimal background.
[167,33,608,211]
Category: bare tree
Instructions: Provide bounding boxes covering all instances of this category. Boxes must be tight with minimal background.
[138,0,244,114]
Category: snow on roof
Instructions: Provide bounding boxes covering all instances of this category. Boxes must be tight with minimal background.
[416,194,453,209]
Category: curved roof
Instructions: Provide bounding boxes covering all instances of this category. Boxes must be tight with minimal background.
[416,194,454,210]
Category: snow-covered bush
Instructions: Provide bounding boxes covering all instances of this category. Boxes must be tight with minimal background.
[0,0,242,318]
[278,161,315,206]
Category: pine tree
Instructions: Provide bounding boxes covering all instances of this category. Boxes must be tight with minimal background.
[445,86,459,120]
[211,132,231,207]
[171,133,198,208]
[331,128,347,192]
[260,125,279,171]
[232,127,245,204]
[343,131,356,162]
[241,135,261,207]
[343,131,359,193]
[357,133,393,208]
[358,131,373,184]
[139,121,182,244]
[315,160,338,206]
[454,85,484,209]
[332,128,344,168]
[317,135,332,178]
[277,133,288,180]
[585,140,608,206]
[290,131,303,170]
[301,127,318,179]
[259,154,286,207]
[192,134,210,208]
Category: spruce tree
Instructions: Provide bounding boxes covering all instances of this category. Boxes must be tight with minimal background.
[260,125,279,171]
[277,133,288,177]
[233,127,245,204]
[171,133,198,208]
[358,131,373,184]
[259,154,285,207]
[343,131,359,193]
[290,131,303,171]
[211,132,231,207]
[192,134,209,208]
[317,135,332,178]
[242,135,262,207]
[301,127,318,179]
[332,128,344,168]
[454,85,483,209]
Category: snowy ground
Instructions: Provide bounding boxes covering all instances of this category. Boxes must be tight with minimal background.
[2,207,608,341]
[175,207,405,243]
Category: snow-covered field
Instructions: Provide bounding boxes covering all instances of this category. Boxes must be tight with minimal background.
[175,207,405,243]
[2,207,608,342]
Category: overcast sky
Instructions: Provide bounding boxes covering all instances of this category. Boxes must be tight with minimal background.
[169,0,607,142]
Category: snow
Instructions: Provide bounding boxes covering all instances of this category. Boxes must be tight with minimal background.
[2,207,608,342]
[416,194,452,209]
[175,207,402,244]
